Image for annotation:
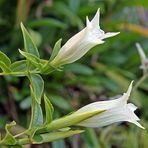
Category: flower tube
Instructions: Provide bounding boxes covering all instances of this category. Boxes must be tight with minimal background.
[50,9,119,67]
[75,81,144,129]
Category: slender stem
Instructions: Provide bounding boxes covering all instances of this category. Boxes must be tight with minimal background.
[14,130,28,138]
[133,73,148,92]
[0,71,40,76]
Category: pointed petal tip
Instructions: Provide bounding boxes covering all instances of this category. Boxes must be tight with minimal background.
[86,16,90,27]
[135,42,141,49]
[134,121,145,129]
[91,8,100,26]
[96,8,100,14]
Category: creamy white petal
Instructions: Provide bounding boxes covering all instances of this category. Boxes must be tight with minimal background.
[86,16,91,28]
[75,81,133,114]
[91,8,100,27]
[77,103,143,129]
[100,32,120,40]
[50,8,119,66]
[129,120,145,129]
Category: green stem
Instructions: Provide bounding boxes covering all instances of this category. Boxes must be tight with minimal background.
[133,73,148,92]
[0,71,40,76]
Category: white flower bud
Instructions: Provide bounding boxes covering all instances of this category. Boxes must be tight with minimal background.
[136,43,148,73]
[75,81,144,129]
[50,9,119,67]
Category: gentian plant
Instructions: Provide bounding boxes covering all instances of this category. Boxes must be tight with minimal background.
[0,9,144,147]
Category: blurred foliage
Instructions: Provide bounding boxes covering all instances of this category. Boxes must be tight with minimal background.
[0,0,148,147]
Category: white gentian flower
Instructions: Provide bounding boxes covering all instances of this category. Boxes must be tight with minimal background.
[50,9,119,67]
[75,81,144,129]
[136,43,148,73]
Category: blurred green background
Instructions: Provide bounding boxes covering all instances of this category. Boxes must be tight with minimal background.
[0,0,148,147]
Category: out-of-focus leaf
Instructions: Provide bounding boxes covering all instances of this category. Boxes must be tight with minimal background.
[65,63,94,75]
[48,94,71,111]
[29,18,67,29]
[29,74,44,104]
[21,23,40,57]
[20,96,31,110]
[44,94,54,124]
[84,128,101,148]
[52,140,65,148]
[29,29,42,47]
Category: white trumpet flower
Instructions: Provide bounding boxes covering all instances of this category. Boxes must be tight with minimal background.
[75,81,144,129]
[136,43,148,73]
[50,9,119,66]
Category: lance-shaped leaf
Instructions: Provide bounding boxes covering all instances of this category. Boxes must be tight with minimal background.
[29,74,44,104]
[41,39,62,73]
[32,130,84,144]
[0,51,11,67]
[21,23,40,57]
[0,61,11,72]
[28,87,43,134]
[0,121,16,145]
[49,38,62,62]
[19,50,42,70]
[10,60,28,72]
[33,101,43,127]
[44,94,54,124]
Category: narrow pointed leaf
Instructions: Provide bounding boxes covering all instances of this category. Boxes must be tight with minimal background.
[19,50,42,69]
[0,61,11,72]
[10,60,28,72]
[0,51,11,67]
[0,121,16,145]
[44,94,54,124]
[29,74,44,104]
[49,38,62,62]
[21,23,40,57]
[29,87,43,130]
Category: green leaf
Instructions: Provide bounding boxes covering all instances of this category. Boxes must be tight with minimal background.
[28,86,43,132]
[84,128,101,148]
[19,50,42,69]
[29,74,44,104]
[65,63,94,75]
[33,102,43,127]
[0,51,11,67]
[0,121,16,145]
[49,38,62,62]
[21,23,40,57]
[0,61,11,72]
[32,130,84,144]
[10,60,28,72]
[20,96,31,110]
[52,140,65,148]
[44,94,54,124]
[49,94,71,111]
[29,18,67,29]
